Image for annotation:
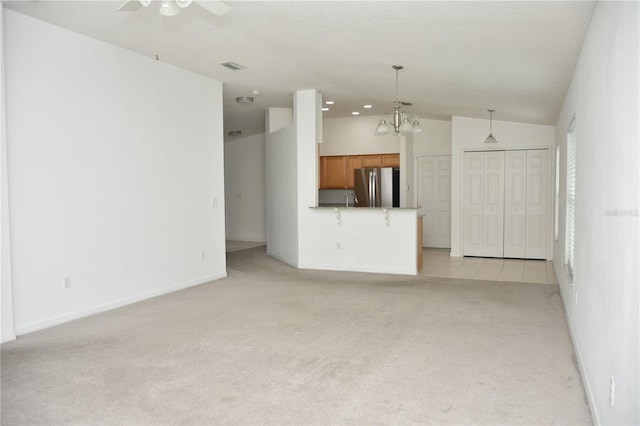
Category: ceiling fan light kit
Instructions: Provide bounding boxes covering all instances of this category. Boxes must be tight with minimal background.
[176,0,193,8]
[118,0,232,17]
[484,109,498,143]
[375,65,422,136]
[160,0,180,16]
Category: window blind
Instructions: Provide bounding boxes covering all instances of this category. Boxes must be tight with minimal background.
[565,117,576,281]
[555,146,560,242]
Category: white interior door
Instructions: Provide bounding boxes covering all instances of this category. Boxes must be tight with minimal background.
[464,149,549,260]
[482,151,505,257]
[525,149,548,259]
[463,152,484,256]
[504,151,527,258]
[417,156,451,248]
[463,151,505,257]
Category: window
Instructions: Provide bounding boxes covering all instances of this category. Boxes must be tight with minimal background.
[554,145,560,242]
[565,117,576,281]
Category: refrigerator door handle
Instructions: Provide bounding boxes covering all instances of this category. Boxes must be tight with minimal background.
[368,171,374,207]
[371,169,378,207]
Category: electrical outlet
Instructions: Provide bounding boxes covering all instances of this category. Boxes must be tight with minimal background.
[211,197,218,207]
[200,250,205,260]
[336,242,341,249]
[610,376,615,407]
[63,276,71,289]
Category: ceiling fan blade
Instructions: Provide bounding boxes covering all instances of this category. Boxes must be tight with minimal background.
[195,0,232,16]
[118,0,143,12]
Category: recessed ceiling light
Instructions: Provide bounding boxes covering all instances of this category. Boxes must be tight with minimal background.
[352,112,360,115]
[322,107,329,112]
[325,101,335,105]
[363,104,373,109]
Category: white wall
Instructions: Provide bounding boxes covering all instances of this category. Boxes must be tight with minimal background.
[266,107,293,134]
[300,209,419,275]
[1,4,16,343]
[553,2,639,424]
[405,118,453,208]
[321,116,403,156]
[450,116,555,257]
[414,119,452,156]
[224,133,266,242]
[265,124,298,265]
[4,10,226,335]
[295,90,320,222]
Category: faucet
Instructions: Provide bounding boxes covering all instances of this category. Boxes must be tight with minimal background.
[345,192,358,207]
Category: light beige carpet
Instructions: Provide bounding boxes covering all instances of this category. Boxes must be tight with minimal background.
[1,246,592,425]
[226,240,266,253]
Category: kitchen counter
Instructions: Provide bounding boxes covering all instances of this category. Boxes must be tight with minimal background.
[312,206,419,211]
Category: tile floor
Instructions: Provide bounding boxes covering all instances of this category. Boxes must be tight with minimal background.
[421,248,558,284]
[226,242,558,285]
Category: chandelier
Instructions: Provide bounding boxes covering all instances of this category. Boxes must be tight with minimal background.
[375,65,422,136]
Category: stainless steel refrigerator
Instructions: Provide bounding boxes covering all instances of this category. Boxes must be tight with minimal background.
[353,167,400,207]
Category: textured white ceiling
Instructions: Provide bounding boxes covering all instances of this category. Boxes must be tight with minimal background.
[5,0,596,137]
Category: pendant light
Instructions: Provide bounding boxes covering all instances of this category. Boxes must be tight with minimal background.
[484,109,498,144]
[375,65,422,136]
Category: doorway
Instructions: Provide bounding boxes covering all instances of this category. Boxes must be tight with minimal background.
[416,155,452,248]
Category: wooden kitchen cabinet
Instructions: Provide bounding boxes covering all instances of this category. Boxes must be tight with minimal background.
[382,154,400,167]
[319,153,400,189]
[320,156,346,189]
[345,156,362,189]
[360,154,400,168]
[359,155,380,168]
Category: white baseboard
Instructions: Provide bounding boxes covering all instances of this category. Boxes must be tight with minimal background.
[14,271,227,337]
[555,261,599,425]
[226,237,266,243]
[266,250,298,268]
[298,262,416,276]
[1,331,17,344]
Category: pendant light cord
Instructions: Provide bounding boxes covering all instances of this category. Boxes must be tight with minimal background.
[395,68,399,104]
[488,109,495,133]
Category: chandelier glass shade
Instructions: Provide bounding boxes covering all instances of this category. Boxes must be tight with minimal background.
[375,65,422,136]
[484,109,498,143]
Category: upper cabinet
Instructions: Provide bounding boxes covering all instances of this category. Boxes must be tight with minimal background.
[319,156,346,189]
[344,156,362,189]
[319,153,399,189]
[381,154,400,167]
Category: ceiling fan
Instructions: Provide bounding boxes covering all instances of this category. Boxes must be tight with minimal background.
[118,0,232,17]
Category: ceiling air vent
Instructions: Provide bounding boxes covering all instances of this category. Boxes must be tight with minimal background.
[221,62,245,71]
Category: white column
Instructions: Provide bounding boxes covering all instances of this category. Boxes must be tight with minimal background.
[1,2,17,343]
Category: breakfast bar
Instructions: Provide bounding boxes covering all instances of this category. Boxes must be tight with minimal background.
[300,206,421,275]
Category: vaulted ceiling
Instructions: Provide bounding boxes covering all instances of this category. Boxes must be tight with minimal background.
[5,1,596,138]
